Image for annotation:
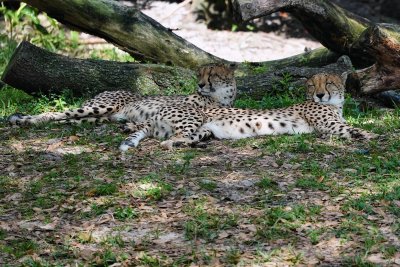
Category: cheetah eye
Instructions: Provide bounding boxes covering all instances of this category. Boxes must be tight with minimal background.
[326,82,334,85]
[307,84,315,87]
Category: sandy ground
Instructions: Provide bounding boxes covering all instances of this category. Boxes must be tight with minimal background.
[141,1,322,62]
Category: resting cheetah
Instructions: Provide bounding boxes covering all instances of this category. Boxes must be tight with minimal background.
[119,73,377,151]
[8,63,237,126]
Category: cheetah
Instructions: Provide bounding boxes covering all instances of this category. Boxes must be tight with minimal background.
[8,63,237,126]
[119,73,377,151]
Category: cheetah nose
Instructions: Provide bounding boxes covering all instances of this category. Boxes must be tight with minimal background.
[316,93,325,99]
[198,83,206,89]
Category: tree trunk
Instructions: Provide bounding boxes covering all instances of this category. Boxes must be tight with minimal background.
[352,24,400,95]
[233,0,400,95]
[1,42,351,98]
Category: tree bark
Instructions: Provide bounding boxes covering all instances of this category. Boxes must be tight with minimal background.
[1,42,351,98]
[375,91,400,108]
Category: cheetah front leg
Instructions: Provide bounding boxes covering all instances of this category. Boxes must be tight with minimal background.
[315,120,378,140]
[119,121,153,151]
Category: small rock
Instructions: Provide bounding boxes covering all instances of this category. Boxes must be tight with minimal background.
[271,161,279,168]
[344,168,357,174]
[240,179,256,187]
[355,148,370,155]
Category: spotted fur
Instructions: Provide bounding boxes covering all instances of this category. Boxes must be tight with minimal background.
[120,73,378,151]
[8,63,237,126]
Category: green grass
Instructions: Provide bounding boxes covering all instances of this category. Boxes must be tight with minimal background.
[234,73,305,110]
[199,179,217,191]
[90,47,135,62]
[92,182,118,196]
[114,206,138,221]
[256,177,277,189]
[0,238,38,259]
[254,205,322,241]
[183,199,238,241]
[133,173,173,201]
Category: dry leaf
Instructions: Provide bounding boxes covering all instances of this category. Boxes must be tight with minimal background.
[217,231,229,239]
[68,135,80,142]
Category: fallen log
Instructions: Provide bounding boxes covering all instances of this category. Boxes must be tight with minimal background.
[1,41,196,97]
[233,0,400,96]
[1,42,350,98]
[375,90,400,108]
[238,54,353,98]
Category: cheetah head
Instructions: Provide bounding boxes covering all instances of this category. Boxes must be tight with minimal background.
[306,73,345,106]
[197,63,237,107]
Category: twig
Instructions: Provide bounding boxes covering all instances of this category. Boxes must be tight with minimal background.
[160,0,192,21]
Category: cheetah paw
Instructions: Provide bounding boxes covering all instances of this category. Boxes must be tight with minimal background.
[364,132,379,140]
[119,140,139,151]
[7,113,26,126]
[120,123,138,133]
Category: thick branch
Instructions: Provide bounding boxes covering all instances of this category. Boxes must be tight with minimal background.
[353,24,400,94]
[21,0,224,69]
[234,0,371,62]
